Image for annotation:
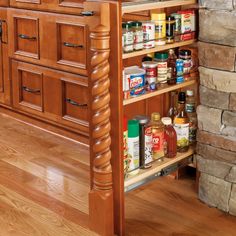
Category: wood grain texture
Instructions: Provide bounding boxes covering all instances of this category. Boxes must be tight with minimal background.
[125,176,236,236]
[0,113,97,235]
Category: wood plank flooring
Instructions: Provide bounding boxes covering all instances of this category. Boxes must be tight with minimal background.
[125,176,236,236]
[0,113,96,236]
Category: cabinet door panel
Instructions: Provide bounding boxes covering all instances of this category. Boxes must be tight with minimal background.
[0,0,9,7]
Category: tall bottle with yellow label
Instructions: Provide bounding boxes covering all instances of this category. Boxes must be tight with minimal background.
[174,92,190,153]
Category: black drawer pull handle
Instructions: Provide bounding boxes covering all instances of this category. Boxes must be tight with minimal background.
[19,34,37,41]
[63,42,84,48]
[79,11,94,16]
[66,98,87,108]
[22,86,40,94]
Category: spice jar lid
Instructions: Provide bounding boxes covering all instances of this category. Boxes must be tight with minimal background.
[154,52,168,60]
[131,21,142,27]
[151,112,161,121]
[179,49,192,56]
[166,16,175,21]
[128,120,139,138]
[122,22,132,29]
[161,117,172,125]
[178,92,186,102]
[186,90,194,96]
[133,115,150,125]
[151,13,166,21]
[142,61,158,68]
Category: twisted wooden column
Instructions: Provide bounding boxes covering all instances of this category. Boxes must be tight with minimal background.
[88,3,114,236]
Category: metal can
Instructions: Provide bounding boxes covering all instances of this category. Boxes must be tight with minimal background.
[151,13,166,46]
[142,61,158,91]
[142,21,155,49]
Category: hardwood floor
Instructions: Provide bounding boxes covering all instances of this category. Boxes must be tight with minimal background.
[125,176,236,236]
[0,113,96,236]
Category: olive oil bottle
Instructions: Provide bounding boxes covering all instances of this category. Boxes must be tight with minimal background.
[173,92,189,152]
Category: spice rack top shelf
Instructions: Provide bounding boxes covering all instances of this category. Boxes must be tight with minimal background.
[123,77,197,106]
[123,39,196,59]
[124,148,194,192]
[122,0,197,14]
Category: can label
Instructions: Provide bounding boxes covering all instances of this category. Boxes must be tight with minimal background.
[144,127,153,164]
[157,62,167,83]
[146,67,157,78]
[128,74,145,97]
[154,21,166,39]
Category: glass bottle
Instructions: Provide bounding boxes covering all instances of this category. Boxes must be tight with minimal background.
[168,91,178,122]
[186,90,196,113]
[167,49,177,85]
[174,92,190,153]
[161,117,177,158]
[151,112,165,161]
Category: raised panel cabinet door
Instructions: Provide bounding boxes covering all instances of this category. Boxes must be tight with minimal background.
[10,0,84,14]
[0,0,9,7]
[12,60,43,114]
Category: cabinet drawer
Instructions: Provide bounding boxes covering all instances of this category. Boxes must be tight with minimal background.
[12,60,89,134]
[10,0,84,15]
[8,9,88,75]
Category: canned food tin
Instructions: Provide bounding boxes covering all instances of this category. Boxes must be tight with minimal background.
[142,21,155,49]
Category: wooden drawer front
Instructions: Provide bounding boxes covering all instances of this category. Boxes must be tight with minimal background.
[62,79,88,124]
[57,23,86,69]
[8,9,88,75]
[14,16,39,59]
[12,63,43,113]
[10,0,83,14]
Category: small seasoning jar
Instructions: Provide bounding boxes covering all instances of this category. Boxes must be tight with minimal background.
[166,16,175,44]
[154,52,168,84]
[179,49,192,74]
[151,13,166,46]
[142,61,158,91]
[132,21,144,51]
[176,59,184,77]
[122,22,134,53]
[171,13,181,42]
[142,21,155,49]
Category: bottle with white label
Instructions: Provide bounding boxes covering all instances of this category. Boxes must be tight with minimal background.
[127,120,140,175]
[174,92,190,153]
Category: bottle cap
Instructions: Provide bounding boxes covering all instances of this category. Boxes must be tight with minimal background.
[131,21,142,27]
[133,115,150,125]
[178,92,186,102]
[154,52,168,60]
[128,120,139,138]
[186,90,194,96]
[122,22,132,29]
[179,49,192,56]
[161,117,172,125]
[151,112,161,121]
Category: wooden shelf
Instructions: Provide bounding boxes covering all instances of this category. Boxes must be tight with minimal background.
[124,148,194,192]
[123,77,197,106]
[122,39,196,59]
[122,0,197,14]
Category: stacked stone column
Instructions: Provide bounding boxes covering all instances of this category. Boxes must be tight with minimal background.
[196,0,236,216]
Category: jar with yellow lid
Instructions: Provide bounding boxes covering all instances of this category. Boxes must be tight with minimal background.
[151,13,166,46]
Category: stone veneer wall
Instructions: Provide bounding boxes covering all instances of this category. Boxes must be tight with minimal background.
[196,0,236,215]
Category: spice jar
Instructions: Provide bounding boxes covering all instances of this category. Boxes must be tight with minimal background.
[179,49,192,74]
[132,21,143,51]
[151,13,166,46]
[142,21,155,49]
[171,13,181,42]
[154,52,168,84]
[166,16,175,44]
[142,61,158,91]
[122,22,134,53]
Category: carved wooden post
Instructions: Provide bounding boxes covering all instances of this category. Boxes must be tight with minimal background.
[86,2,114,236]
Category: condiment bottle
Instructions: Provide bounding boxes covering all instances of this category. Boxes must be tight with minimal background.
[154,52,168,84]
[151,112,165,161]
[132,21,144,51]
[186,90,196,113]
[161,117,177,158]
[134,115,153,169]
[166,16,175,44]
[174,92,190,153]
[179,49,192,75]
[151,13,166,46]
[168,91,178,122]
[122,22,134,53]
[167,49,177,85]
[128,120,140,175]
